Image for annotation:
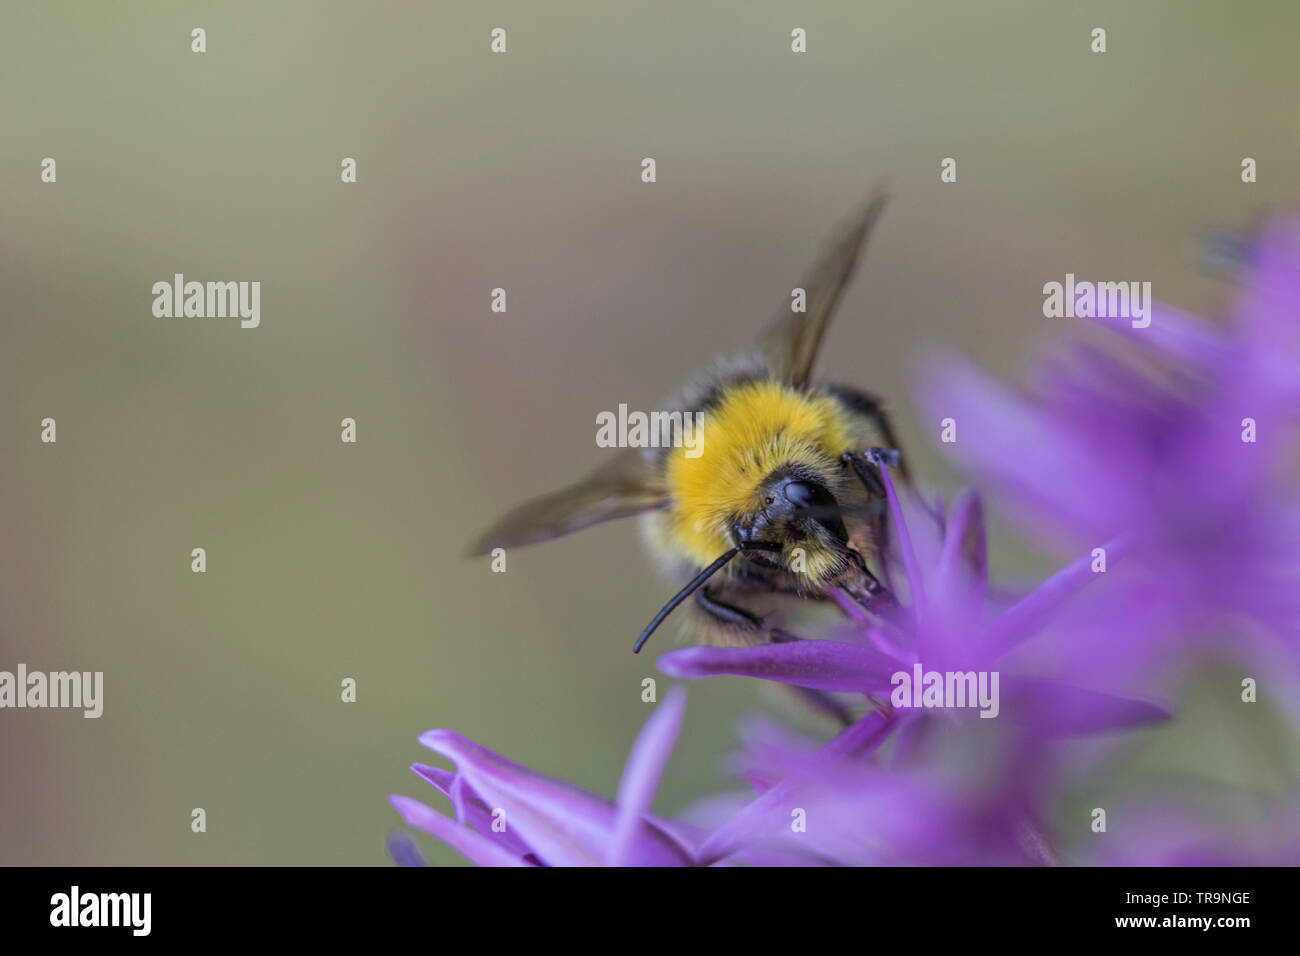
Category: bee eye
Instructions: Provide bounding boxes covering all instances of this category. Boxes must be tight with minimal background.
[764,496,774,506]
[781,480,820,509]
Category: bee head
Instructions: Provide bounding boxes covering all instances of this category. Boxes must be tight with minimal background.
[731,469,848,570]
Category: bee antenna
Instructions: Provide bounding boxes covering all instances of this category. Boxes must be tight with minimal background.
[632,546,746,654]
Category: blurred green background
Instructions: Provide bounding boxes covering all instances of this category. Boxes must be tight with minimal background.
[2,1,1298,865]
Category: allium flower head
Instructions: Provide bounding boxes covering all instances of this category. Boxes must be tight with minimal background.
[654,457,1168,865]
[658,460,1167,742]
[915,216,1300,687]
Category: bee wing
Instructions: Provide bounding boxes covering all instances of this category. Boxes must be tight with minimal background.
[467,448,666,555]
[757,189,889,386]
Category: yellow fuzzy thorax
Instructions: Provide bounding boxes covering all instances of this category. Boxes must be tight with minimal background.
[664,379,853,568]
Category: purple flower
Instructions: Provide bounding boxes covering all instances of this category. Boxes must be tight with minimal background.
[657,460,1168,864]
[658,471,1168,738]
[389,686,694,866]
[1079,793,1300,866]
[687,710,1059,866]
[914,217,1300,688]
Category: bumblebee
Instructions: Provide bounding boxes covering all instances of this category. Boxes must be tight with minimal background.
[470,193,908,654]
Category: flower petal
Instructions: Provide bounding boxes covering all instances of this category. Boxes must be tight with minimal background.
[915,353,1128,542]
[1234,216,1300,410]
[411,763,534,858]
[385,831,428,867]
[610,685,688,866]
[878,458,926,614]
[658,640,896,692]
[693,711,896,865]
[933,488,987,605]
[974,534,1129,662]
[418,730,613,866]
[999,677,1171,737]
[419,729,690,867]
[388,795,529,867]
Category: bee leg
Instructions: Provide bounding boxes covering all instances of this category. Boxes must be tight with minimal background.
[841,449,895,497]
[856,563,895,604]
[839,451,901,600]
[840,562,900,615]
[849,447,945,531]
[828,386,912,483]
[695,586,804,645]
[767,684,856,729]
[694,588,854,727]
